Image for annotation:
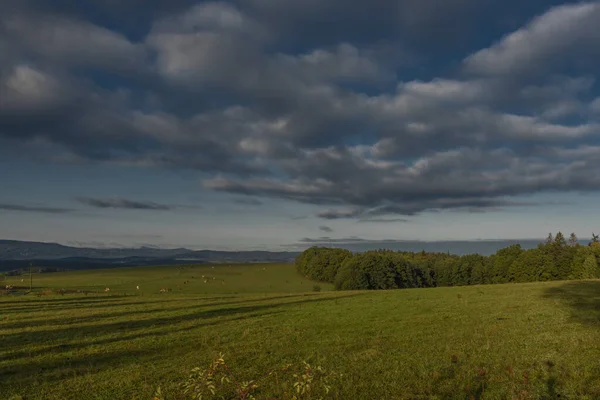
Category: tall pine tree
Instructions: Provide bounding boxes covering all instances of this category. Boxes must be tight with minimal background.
[568,232,578,246]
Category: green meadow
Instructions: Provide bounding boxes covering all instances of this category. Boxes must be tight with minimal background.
[4,263,331,295]
[2,263,600,399]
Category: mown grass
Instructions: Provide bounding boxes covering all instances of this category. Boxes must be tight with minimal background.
[2,264,600,399]
[2,263,329,295]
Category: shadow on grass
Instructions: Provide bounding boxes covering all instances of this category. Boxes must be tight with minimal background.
[0,293,316,314]
[1,310,284,369]
[0,292,362,389]
[0,293,361,352]
[0,298,186,314]
[0,294,242,313]
[1,347,155,384]
[543,280,600,326]
[2,294,314,330]
[0,293,246,307]
[0,294,139,305]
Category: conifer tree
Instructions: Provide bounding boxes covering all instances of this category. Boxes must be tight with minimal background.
[554,232,566,246]
[568,232,578,246]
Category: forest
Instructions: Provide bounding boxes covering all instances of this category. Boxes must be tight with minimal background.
[296,232,600,290]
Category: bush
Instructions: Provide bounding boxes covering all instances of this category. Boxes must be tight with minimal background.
[334,256,369,290]
[170,353,341,400]
[334,251,420,290]
[295,247,352,283]
[312,285,321,292]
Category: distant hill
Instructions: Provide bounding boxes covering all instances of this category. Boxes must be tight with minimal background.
[0,238,548,272]
[0,240,300,272]
[0,240,191,260]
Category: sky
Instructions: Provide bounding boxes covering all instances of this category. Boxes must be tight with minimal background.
[1,0,600,250]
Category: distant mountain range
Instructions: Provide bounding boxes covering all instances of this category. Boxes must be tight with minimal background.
[0,238,548,272]
[0,240,191,260]
[0,240,300,272]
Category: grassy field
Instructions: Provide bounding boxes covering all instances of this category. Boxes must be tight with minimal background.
[1,263,331,295]
[2,264,600,399]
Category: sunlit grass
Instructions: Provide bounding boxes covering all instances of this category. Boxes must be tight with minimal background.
[2,264,600,399]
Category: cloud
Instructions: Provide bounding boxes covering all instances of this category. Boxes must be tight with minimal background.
[76,197,172,210]
[299,236,369,244]
[206,147,548,217]
[0,64,267,174]
[0,65,67,113]
[591,98,600,114]
[243,0,487,52]
[318,208,363,220]
[0,203,73,214]
[146,2,266,87]
[274,43,394,84]
[357,218,410,223]
[464,2,600,76]
[5,14,146,72]
[97,233,164,239]
[233,198,263,206]
[0,64,147,159]
[2,0,600,224]
[319,225,333,233]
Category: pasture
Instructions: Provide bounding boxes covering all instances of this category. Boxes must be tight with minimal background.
[1,263,330,295]
[1,263,600,399]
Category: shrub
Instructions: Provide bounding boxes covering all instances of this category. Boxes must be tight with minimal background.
[176,353,341,400]
[312,285,321,292]
[334,256,368,290]
[295,247,352,283]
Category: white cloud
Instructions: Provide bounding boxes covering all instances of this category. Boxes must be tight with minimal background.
[148,31,244,82]
[401,79,487,102]
[497,113,598,139]
[275,43,390,83]
[464,2,600,75]
[147,2,264,85]
[152,2,252,33]
[1,65,63,111]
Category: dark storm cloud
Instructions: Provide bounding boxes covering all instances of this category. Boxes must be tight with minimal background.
[76,197,172,210]
[2,1,600,220]
[0,64,264,174]
[318,209,363,220]
[204,148,553,217]
[319,225,333,233]
[0,203,73,214]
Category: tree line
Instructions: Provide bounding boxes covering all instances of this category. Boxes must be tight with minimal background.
[295,232,600,290]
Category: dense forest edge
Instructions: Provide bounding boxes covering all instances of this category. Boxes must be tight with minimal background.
[296,232,600,290]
